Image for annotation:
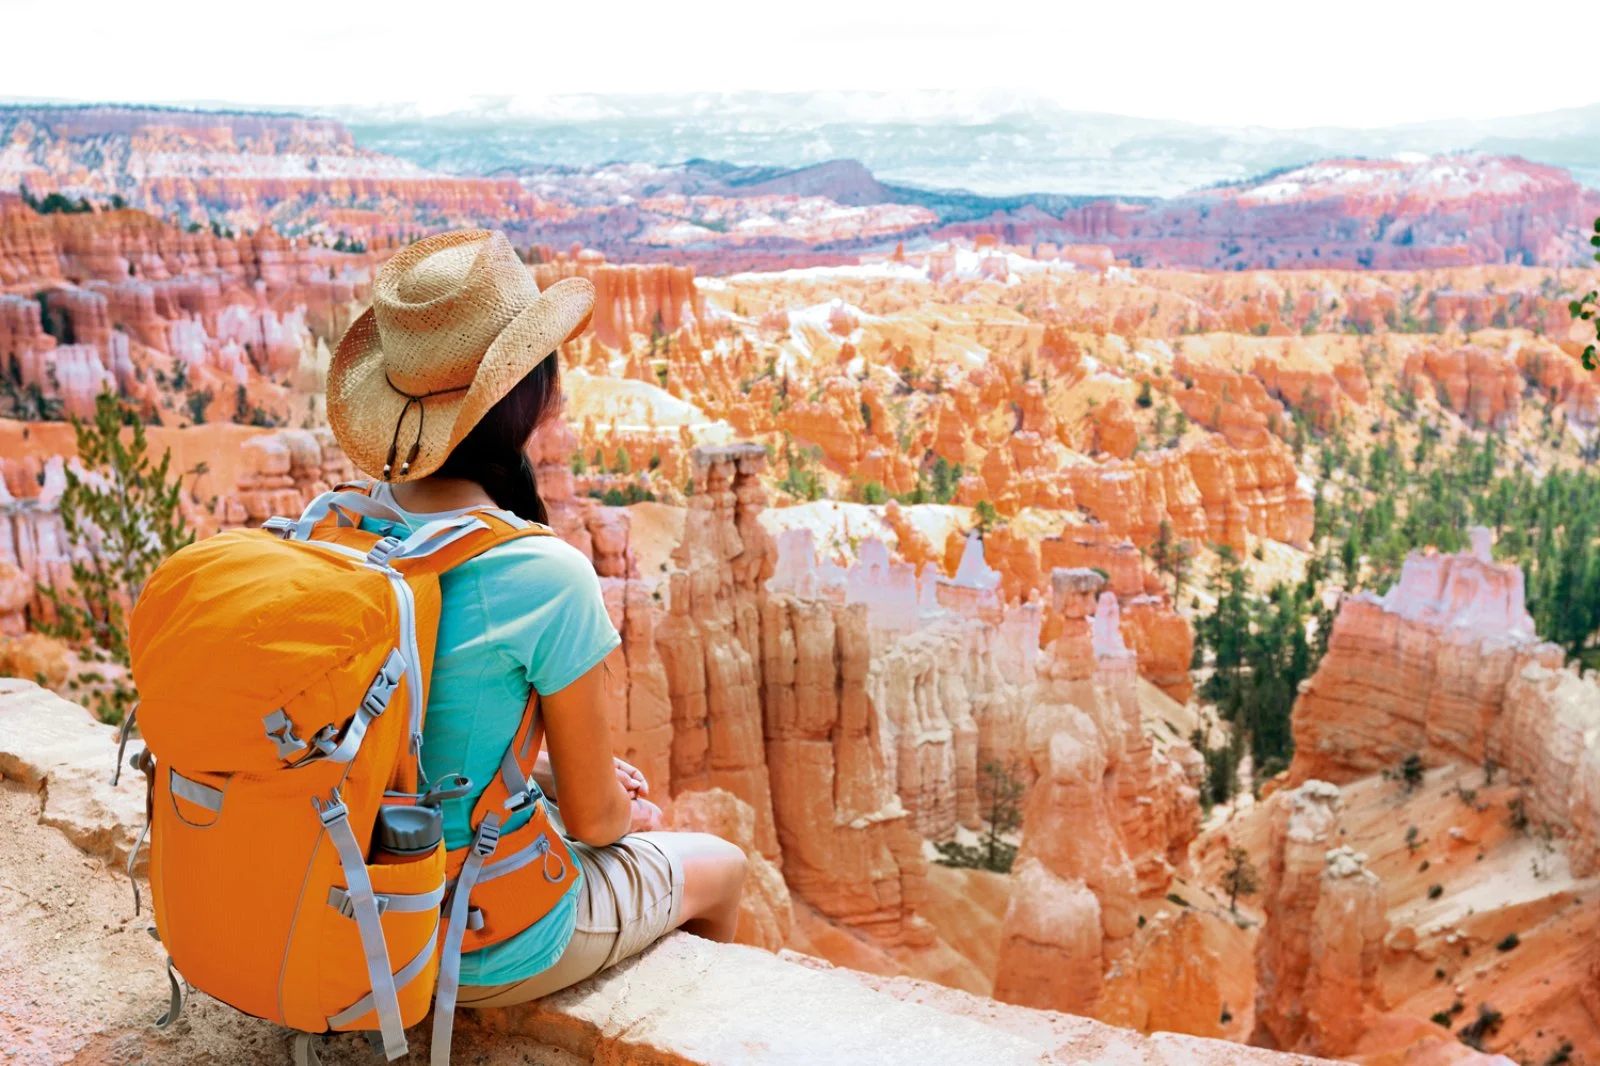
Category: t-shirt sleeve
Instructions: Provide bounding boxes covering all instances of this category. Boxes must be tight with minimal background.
[477,537,621,696]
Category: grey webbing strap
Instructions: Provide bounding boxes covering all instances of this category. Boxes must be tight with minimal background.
[497,746,537,811]
[322,649,405,765]
[112,703,137,786]
[331,495,411,529]
[155,955,185,1028]
[431,814,500,1066]
[291,1032,325,1066]
[128,819,151,916]
[317,794,407,1061]
[392,515,489,561]
[290,490,338,540]
[325,917,440,1028]
[327,883,446,918]
[291,488,405,540]
[168,768,225,812]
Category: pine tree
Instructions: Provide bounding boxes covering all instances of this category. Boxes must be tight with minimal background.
[980,759,1025,872]
[1149,519,1194,597]
[973,500,999,536]
[40,393,196,723]
[1222,846,1260,914]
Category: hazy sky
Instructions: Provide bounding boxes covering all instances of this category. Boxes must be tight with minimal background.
[5,0,1593,129]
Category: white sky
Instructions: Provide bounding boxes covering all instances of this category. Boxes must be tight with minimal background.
[3,0,1594,129]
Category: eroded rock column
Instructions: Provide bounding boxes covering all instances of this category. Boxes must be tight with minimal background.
[656,444,780,856]
[763,594,931,946]
[1253,780,1387,1056]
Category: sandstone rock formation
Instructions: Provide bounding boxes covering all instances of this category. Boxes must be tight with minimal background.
[666,788,793,951]
[1289,529,1569,787]
[1253,781,1388,1057]
[944,153,1600,270]
[0,679,1341,1066]
[655,443,781,855]
[762,592,933,947]
[1403,343,1521,430]
[992,588,1200,1017]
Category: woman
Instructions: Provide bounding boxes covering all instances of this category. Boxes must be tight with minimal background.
[326,228,748,1010]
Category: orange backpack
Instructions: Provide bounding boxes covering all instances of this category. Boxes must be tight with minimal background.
[125,485,580,1065]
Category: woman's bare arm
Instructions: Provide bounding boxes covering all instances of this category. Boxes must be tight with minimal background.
[532,750,648,804]
[531,750,558,799]
[539,661,632,846]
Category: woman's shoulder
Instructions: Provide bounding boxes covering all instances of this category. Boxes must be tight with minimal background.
[468,529,602,592]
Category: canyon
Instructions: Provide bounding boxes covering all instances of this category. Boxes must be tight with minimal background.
[7,106,1600,272]
[2,153,1600,1066]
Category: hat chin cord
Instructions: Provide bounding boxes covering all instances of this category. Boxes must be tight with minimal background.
[382,375,471,480]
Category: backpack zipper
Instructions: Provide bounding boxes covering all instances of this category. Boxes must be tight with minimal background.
[381,568,427,782]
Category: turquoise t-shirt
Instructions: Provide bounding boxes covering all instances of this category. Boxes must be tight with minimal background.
[361,483,621,985]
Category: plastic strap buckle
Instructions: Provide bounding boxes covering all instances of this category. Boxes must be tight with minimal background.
[360,649,405,718]
[263,709,308,759]
[503,789,537,814]
[308,724,339,757]
[262,516,295,538]
[312,791,348,827]
[471,817,501,858]
[365,535,403,566]
[328,886,391,920]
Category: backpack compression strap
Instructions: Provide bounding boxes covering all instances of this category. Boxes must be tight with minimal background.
[470,694,548,827]
[432,695,558,1066]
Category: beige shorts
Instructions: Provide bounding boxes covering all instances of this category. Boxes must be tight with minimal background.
[455,831,684,1008]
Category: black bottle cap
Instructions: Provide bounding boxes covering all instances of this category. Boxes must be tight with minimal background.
[374,805,443,856]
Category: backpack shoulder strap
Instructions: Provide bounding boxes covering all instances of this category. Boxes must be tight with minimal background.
[287,483,554,572]
[288,482,405,539]
[394,509,554,578]
[469,691,546,827]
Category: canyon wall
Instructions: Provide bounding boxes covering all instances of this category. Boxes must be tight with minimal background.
[1251,781,1388,1057]
[943,154,1600,270]
[0,672,1340,1066]
[1289,528,1600,877]
[991,579,1200,1017]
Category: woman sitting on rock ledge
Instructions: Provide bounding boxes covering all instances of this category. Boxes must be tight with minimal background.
[326,228,748,1007]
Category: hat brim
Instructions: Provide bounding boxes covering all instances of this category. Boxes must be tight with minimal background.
[328,276,595,482]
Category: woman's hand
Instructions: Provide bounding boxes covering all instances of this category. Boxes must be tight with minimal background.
[614,757,649,800]
[629,797,664,833]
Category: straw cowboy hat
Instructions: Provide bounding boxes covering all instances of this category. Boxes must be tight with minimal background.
[328,229,594,482]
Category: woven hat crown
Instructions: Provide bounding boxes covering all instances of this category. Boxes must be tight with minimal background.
[372,230,537,396]
[328,226,594,484]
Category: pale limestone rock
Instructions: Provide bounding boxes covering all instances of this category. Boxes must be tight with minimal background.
[0,678,147,871]
[0,778,1337,1066]
[992,857,1106,1015]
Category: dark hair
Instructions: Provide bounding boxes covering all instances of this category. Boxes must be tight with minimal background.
[432,353,561,524]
